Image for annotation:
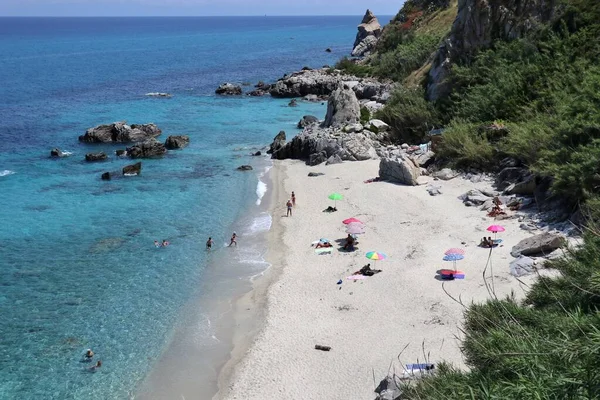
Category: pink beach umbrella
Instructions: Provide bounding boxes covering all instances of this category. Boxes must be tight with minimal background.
[444,248,465,256]
[343,217,363,225]
[487,225,505,233]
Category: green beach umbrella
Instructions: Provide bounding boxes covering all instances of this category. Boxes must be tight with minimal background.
[328,192,343,207]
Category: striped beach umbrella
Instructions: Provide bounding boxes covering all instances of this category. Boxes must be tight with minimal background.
[366,251,387,261]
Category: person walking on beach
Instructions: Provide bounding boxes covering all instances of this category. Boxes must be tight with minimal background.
[286,199,293,217]
[291,191,296,206]
[206,237,214,250]
[229,232,237,247]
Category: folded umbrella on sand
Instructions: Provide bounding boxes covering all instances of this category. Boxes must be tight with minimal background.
[342,217,363,225]
[345,224,365,235]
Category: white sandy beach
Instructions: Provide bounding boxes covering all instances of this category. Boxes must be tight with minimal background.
[219,159,544,400]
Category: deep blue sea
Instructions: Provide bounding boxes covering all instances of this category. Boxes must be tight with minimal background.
[0,16,387,399]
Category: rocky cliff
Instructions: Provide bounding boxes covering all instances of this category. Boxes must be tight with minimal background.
[427,0,557,100]
[352,9,383,57]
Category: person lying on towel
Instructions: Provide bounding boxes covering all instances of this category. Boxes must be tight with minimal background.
[316,241,333,248]
[354,263,382,276]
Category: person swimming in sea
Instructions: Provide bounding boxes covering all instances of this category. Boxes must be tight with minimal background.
[88,360,102,372]
[229,232,237,247]
[154,240,160,248]
[206,237,214,250]
[83,349,94,362]
[162,239,169,247]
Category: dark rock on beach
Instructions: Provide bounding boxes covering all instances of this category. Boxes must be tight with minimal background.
[126,139,167,159]
[511,232,565,257]
[123,162,142,176]
[215,83,242,95]
[237,165,253,171]
[308,172,325,177]
[267,131,286,155]
[79,121,161,143]
[85,152,108,162]
[164,135,190,150]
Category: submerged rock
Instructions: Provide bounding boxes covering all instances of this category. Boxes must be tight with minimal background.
[298,115,319,129]
[50,148,68,158]
[85,152,108,162]
[237,165,253,171]
[101,172,111,181]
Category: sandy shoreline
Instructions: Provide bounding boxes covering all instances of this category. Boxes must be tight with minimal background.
[218,159,548,399]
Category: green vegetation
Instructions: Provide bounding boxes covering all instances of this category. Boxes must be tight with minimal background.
[344,0,600,397]
[333,57,371,77]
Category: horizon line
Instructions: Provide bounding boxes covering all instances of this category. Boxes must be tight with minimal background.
[0,14,394,18]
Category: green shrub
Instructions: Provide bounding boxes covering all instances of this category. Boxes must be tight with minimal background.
[371,34,441,81]
[435,121,495,169]
[375,87,438,144]
[359,107,371,125]
[334,57,372,77]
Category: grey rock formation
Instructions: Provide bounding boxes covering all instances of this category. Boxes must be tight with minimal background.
[434,168,458,180]
[414,151,435,167]
[79,121,161,143]
[115,149,127,157]
[215,83,242,95]
[269,68,391,100]
[123,162,142,176]
[379,155,421,186]
[511,232,565,257]
[322,84,360,128]
[366,119,390,133]
[351,9,382,57]
[288,99,298,107]
[509,256,536,277]
[85,152,108,162]
[298,115,319,129]
[427,0,557,100]
[326,154,343,165]
[267,131,286,155]
[126,139,167,159]
[165,135,190,150]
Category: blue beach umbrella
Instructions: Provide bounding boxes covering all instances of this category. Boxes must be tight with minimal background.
[443,253,464,273]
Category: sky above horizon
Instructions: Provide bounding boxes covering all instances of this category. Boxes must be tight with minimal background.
[0,0,401,17]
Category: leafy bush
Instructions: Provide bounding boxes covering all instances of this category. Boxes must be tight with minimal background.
[375,87,438,144]
[334,57,372,77]
[435,121,495,169]
[359,107,371,125]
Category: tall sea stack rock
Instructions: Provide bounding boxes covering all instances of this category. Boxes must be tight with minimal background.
[351,9,382,57]
[322,84,360,128]
[427,0,557,101]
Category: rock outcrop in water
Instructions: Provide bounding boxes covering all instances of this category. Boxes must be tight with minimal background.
[79,121,161,143]
[165,135,190,150]
[215,83,242,95]
[126,139,167,159]
[351,9,382,57]
[85,152,108,162]
[269,67,392,100]
[427,0,557,100]
[50,148,69,158]
[123,162,142,176]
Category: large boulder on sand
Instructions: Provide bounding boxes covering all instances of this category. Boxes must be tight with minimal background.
[351,10,382,57]
[164,135,189,150]
[322,84,360,128]
[215,83,242,95]
[379,155,421,186]
[126,139,167,159]
[511,232,565,257]
[267,131,287,156]
[79,121,161,143]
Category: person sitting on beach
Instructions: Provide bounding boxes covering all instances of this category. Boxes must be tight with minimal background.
[286,199,293,217]
[206,237,214,250]
[343,234,355,251]
[162,239,169,247]
[89,360,102,372]
[316,241,333,248]
[229,232,237,247]
[291,191,296,206]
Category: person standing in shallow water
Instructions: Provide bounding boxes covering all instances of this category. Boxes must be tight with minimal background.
[291,191,296,206]
[286,199,293,217]
[229,232,237,247]
[206,237,214,250]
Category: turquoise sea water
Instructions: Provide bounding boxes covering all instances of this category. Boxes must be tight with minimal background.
[0,16,390,399]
